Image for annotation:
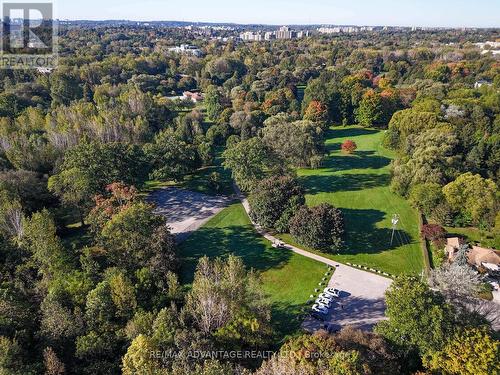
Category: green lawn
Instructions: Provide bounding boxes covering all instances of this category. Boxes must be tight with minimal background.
[444,227,500,250]
[179,203,328,341]
[292,126,423,275]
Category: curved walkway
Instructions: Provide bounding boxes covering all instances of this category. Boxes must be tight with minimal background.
[235,184,392,331]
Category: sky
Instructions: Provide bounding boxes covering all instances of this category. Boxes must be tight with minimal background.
[56,0,500,28]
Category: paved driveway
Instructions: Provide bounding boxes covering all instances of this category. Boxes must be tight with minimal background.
[149,187,230,241]
[303,264,392,332]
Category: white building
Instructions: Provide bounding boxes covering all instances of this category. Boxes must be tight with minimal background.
[264,31,275,41]
[476,41,500,56]
[318,26,375,34]
[240,31,264,41]
[240,27,308,42]
[276,26,293,39]
[167,44,203,57]
[474,80,493,88]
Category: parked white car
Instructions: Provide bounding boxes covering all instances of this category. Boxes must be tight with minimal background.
[311,304,329,315]
[324,287,341,298]
[318,292,335,301]
[272,240,285,249]
[316,297,332,308]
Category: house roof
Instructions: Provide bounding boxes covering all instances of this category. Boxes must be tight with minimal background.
[447,237,462,248]
[183,91,203,100]
[467,246,500,267]
[445,237,463,256]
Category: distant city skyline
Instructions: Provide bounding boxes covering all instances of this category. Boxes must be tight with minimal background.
[57,0,500,28]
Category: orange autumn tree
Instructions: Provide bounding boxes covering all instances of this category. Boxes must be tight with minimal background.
[341,140,357,154]
[87,182,138,233]
[304,100,328,126]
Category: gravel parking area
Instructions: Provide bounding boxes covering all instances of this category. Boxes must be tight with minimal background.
[303,263,392,332]
[149,187,230,241]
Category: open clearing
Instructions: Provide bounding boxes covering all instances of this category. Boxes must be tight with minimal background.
[291,126,423,275]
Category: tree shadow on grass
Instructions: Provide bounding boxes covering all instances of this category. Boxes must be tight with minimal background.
[341,208,415,255]
[301,173,390,194]
[321,150,391,171]
[269,302,310,344]
[327,127,379,141]
[179,225,292,284]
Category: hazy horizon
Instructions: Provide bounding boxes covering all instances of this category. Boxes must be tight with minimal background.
[56,0,500,28]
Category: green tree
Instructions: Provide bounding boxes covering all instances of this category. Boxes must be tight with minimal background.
[108,270,137,319]
[375,277,455,358]
[183,255,272,346]
[248,175,305,232]
[144,129,198,181]
[390,127,460,196]
[97,202,177,276]
[84,281,115,329]
[443,172,498,227]
[0,93,22,118]
[122,335,164,375]
[262,119,325,168]
[408,182,445,217]
[424,327,499,375]
[50,70,83,105]
[223,137,277,191]
[289,203,345,251]
[385,109,441,150]
[425,64,452,83]
[229,111,260,140]
[0,170,52,214]
[205,85,224,122]
[0,336,26,375]
[257,329,399,375]
[21,209,70,280]
[49,141,148,223]
[355,90,383,127]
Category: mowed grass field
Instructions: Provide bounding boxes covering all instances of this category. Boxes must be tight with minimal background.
[292,126,423,275]
[179,203,328,340]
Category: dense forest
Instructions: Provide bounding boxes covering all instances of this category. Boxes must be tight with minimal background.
[0,25,499,374]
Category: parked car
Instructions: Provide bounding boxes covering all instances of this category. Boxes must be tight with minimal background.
[311,304,329,315]
[318,292,335,302]
[272,240,285,249]
[316,297,332,308]
[324,287,341,298]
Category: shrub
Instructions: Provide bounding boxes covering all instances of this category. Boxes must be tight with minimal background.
[341,140,357,154]
[289,203,344,251]
[421,224,446,242]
